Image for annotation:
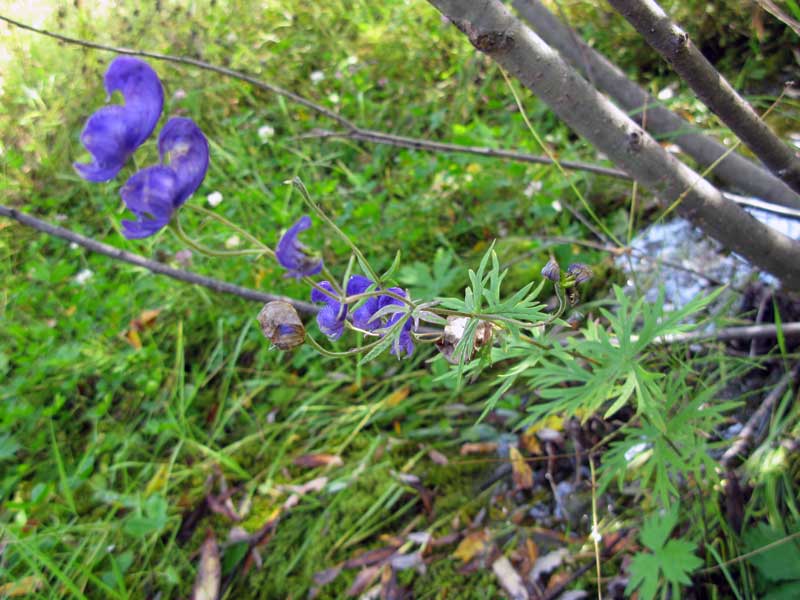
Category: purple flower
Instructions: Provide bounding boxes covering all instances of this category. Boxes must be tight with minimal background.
[276,216,323,278]
[311,281,346,340]
[348,275,380,331]
[120,117,209,239]
[74,57,164,182]
[567,263,592,284]
[541,257,560,282]
[379,288,414,357]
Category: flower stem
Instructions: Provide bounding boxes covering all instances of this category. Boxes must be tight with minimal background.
[289,177,383,285]
[169,217,267,258]
[305,333,384,357]
[186,204,275,257]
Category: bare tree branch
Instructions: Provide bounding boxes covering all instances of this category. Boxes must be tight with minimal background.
[0,14,624,182]
[648,322,800,345]
[512,0,800,210]
[756,0,800,36]
[427,0,800,289]
[307,128,629,178]
[721,367,799,468]
[0,204,318,315]
[607,0,800,196]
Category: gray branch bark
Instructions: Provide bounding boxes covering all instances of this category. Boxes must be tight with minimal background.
[0,204,318,314]
[512,0,800,210]
[428,0,800,289]
[607,0,800,196]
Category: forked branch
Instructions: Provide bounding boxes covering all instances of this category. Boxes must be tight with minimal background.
[427,0,800,289]
[512,0,800,210]
[608,0,800,196]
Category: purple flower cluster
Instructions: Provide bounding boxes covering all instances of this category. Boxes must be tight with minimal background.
[310,274,415,357]
[74,57,209,239]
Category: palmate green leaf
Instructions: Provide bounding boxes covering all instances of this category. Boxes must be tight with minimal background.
[627,505,702,600]
[626,552,662,600]
[660,539,703,585]
[744,522,800,582]
[641,504,680,551]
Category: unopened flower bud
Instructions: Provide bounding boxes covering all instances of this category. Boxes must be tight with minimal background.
[566,263,592,284]
[541,257,560,282]
[257,301,305,350]
[436,316,494,364]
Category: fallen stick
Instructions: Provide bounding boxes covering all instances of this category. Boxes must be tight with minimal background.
[0,204,317,314]
[721,368,798,468]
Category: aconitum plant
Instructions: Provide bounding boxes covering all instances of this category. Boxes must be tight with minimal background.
[75,56,592,364]
[75,56,209,239]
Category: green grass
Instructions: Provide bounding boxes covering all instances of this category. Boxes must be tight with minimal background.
[1,1,799,598]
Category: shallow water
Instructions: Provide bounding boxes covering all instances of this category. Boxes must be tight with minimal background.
[617,203,800,311]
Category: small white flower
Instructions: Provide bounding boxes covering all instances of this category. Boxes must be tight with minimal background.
[345,55,358,66]
[74,269,93,285]
[172,88,187,101]
[207,191,223,207]
[258,124,275,142]
[523,180,542,198]
[69,242,79,250]
[657,86,675,101]
[225,235,241,249]
[551,200,562,212]
[310,70,325,84]
[328,93,340,104]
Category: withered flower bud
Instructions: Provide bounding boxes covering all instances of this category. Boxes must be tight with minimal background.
[257,301,305,350]
[436,316,494,364]
[541,257,560,282]
[566,263,592,284]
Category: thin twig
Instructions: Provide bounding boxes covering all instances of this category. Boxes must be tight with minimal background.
[0,14,627,181]
[721,367,798,468]
[649,322,800,345]
[607,0,800,195]
[0,204,317,314]
[309,128,629,179]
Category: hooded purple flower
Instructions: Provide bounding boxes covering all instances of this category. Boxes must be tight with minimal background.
[276,216,323,278]
[541,257,560,282]
[567,263,592,284]
[120,117,209,239]
[74,57,164,182]
[311,281,346,340]
[348,275,380,331]
[379,288,415,357]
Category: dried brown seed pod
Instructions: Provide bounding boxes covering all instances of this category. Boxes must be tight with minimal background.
[436,316,494,364]
[257,301,305,350]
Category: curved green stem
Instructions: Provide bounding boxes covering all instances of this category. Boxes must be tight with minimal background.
[169,218,267,258]
[305,333,384,357]
[289,177,383,285]
[187,204,274,256]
